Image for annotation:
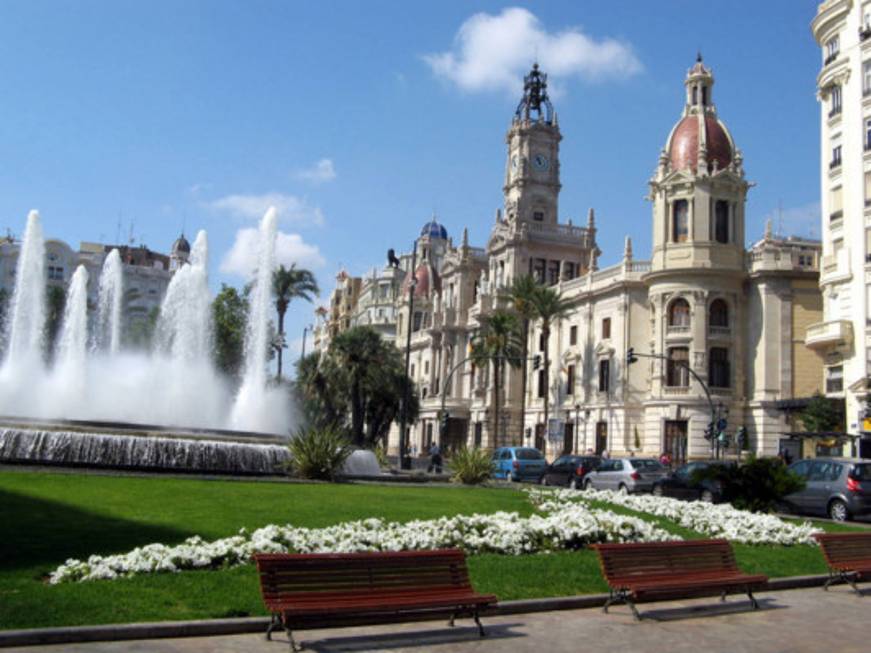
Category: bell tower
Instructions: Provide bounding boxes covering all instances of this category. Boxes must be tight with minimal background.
[503,64,561,225]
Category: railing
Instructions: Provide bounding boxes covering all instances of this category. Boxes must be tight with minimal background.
[663,386,689,395]
[591,264,623,285]
[708,326,731,337]
[627,261,651,273]
[805,319,853,349]
[666,324,691,335]
[830,157,842,169]
[830,210,843,222]
[526,221,589,240]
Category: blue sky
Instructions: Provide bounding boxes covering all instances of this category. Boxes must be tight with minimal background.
[0,1,822,355]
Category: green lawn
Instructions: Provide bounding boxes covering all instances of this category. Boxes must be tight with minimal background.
[0,470,864,630]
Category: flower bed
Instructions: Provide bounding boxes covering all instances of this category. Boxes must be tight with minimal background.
[49,501,677,584]
[528,488,821,546]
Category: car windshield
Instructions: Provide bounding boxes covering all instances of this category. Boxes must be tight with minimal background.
[851,464,871,481]
[630,459,664,471]
[516,448,544,460]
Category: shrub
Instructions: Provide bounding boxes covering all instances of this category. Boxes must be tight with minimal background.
[693,456,806,513]
[450,447,494,485]
[370,444,391,470]
[287,427,354,481]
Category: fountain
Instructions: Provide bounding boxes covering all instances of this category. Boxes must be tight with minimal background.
[0,208,294,475]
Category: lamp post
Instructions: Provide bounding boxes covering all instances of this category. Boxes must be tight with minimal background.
[396,242,417,470]
[574,403,581,454]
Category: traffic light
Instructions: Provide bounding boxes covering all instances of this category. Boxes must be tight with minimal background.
[736,426,748,451]
[627,347,638,364]
[532,355,541,370]
[703,422,714,441]
[439,411,449,434]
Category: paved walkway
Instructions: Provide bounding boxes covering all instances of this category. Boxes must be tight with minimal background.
[6,586,867,653]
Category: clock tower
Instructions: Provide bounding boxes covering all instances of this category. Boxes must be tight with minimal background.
[504,63,561,226]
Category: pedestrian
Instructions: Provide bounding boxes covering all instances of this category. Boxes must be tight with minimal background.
[659,451,672,468]
[427,442,442,474]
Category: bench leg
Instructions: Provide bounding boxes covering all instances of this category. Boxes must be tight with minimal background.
[265,613,279,641]
[844,573,863,596]
[720,591,728,603]
[448,611,457,627]
[824,572,836,591]
[602,590,616,613]
[747,588,759,610]
[472,608,486,637]
[625,596,642,621]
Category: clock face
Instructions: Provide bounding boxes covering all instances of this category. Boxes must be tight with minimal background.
[532,154,549,171]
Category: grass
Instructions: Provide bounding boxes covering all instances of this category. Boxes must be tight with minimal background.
[0,470,867,630]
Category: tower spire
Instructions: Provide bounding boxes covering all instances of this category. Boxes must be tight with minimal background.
[515,62,554,123]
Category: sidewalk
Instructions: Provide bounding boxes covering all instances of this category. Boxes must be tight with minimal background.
[4,585,867,653]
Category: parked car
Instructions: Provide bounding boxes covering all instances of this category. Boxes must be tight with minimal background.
[783,457,871,522]
[651,461,729,503]
[583,457,667,494]
[491,447,546,482]
[539,455,601,489]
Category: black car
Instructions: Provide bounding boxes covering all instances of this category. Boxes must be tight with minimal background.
[540,455,601,489]
[651,461,728,503]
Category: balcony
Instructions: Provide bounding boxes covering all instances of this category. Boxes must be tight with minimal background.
[824,52,839,66]
[829,210,843,223]
[708,326,731,338]
[829,158,842,170]
[805,319,854,350]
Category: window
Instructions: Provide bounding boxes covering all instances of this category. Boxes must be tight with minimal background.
[424,361,429,374]
[865,61,871,94]
[538,369,546,398]
[709,299,729,329]
[666,347,689,387]
[47,265,64,281]
[668,298,691,328]
[673,199,689,242]
[866,119,871,151]
[413,311,422,332]
[825,35,840,64]
[598,359,610,393]
[866,229,871,263]
[566,364,575,396]
[547,260,560,285]
[533,210,544,222]
[830,85,842,117]
[569,325,578,345]
[709,347,730,388]
[602,317,611,339]
[714,200,729,243]
[830,186,843,221]
[539,332,546,351]
[831,134,842,169]
[532,258,546,284]
[826,365,844,393]
[564,261,576,279]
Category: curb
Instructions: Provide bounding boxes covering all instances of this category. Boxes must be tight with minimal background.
[0,573,841,648]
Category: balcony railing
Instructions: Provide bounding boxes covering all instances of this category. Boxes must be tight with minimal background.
[708,326,731,338]
[824,52,839,65]
[828,106,842,118]
[805,319,853,349]
[666,324,691,335]
[829,210,844,222]
[830,157,842,170]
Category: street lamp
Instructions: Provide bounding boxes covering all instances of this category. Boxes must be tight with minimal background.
[392,241,417,471]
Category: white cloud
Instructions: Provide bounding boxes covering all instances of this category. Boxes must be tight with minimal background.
[762,202,821,238]
[293,158,336,183]
[220,228,326,278]
[208,193,325,226]
[424,7,642,94]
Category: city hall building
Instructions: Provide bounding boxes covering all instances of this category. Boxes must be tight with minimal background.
[314,59,824,461]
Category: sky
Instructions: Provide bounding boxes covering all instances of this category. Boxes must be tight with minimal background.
[0,1,823,360]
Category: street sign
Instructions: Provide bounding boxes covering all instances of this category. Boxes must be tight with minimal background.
[716,418,727,431]
[547,418,563,441]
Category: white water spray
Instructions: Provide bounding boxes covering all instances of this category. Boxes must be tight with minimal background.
[4,210,46,367]
[55,265,89,373]
[96,249,123,354]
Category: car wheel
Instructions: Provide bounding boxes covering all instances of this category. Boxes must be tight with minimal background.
[828,499,851,522]
[652,484,664,497]
[618,484,629,496]
[569,478,580,490]
[700,489,714,503]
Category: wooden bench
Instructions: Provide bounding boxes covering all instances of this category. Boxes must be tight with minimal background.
[592,539,768,620]
[815,532,871,595]
[254,549,497,651]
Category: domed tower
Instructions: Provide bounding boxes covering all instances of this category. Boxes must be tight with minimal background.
[418,215,449,269]
[170,233,191,271]
[503,63,561,226]
[643,56,749,462]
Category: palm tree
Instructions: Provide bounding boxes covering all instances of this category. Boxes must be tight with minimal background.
[529,285,573,439]
[470,310,523,448]
[501,275,539,445]
[272,264,319,380]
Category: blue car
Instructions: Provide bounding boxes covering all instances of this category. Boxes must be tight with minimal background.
[492,447,546,482]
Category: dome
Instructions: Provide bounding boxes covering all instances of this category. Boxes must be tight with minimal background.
[171,234,191,255]
[668,114,733,173]
[402,262,441,299]
[420,219,448,240]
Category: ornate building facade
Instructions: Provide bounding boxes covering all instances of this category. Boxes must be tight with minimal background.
[317,60,824,461]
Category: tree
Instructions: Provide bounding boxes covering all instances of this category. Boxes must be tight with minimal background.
[528,285,573,436]
[295,326,418,448]
[501,275,539,445]
[44,285,66,360]
[470,310,523,448]
[272,264,319,380]
[799,392,844,433]
[212,284,248,378]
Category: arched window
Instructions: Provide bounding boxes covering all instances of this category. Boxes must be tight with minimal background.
[668,298,691,329]
[692,86,698,105]
[709,299,729,329]
[673,200,689,243]
[714,200,729,243]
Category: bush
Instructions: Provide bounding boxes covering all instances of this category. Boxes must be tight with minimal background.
[450,447,494,485]
[287,427,354,481]
[370,445,391,470]
[693,456,806,513]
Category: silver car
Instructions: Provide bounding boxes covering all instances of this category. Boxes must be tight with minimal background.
[783,457,871,522]
[582,457,667,494]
